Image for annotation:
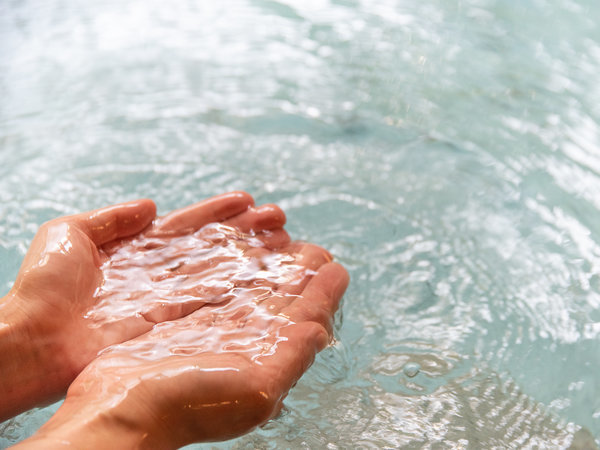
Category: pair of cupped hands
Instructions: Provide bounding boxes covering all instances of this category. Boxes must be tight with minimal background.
[1,192,349,449]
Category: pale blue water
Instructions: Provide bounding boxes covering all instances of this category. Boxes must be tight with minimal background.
[1,0,599,448]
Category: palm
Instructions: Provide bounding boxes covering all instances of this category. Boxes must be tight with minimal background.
[10,192,287,375]
[66,229,348,447]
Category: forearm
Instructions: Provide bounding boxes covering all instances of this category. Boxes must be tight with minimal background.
[0,294,72,423]
[11,396,162,450]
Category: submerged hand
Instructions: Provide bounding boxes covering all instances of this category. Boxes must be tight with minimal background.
[0,192,285,420]
[15,231,349,449]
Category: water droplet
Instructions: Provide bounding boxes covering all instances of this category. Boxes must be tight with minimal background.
[403,362,420,378]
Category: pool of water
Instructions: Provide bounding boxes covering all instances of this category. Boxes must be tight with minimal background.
[1,0,599,447]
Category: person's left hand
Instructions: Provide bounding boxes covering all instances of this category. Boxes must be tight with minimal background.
[1,192,286,420]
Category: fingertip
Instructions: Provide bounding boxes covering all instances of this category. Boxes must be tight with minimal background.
[258,228,291,249]
[296,243,333,269]
[331,260,350,282]
[279,261,349,328]
[227,191,255,209]
[318,262,350,299]
[139,198,157,216]
[206,191,256,223]
[113,198,157,228]
[222,203,286,234]
[152,192,255,234]
[257,204,286,228]
[127,198,157,224]
[208,191,256,223]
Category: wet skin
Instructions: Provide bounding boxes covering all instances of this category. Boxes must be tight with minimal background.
[0,192,274,419]
[0,192,349,447]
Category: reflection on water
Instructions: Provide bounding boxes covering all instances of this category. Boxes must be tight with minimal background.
[1,0,599,447]
[247,362,587,449]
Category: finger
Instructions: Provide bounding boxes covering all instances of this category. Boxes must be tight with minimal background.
[235,244,306,293]
[237,247,279,287]
[223,204,286,233]
[153,191,254,234]
[75,199,156,246]
[255,228,291,250]
[140,299,207,324]
[256,322,329,397]
[279,262,349,334]
[256,243,333,315]
[275,243,333,296]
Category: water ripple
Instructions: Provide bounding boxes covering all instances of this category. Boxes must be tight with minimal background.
[1,0,600,446]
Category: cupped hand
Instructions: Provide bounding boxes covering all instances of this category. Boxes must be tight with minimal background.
[4,192,286,401]
[27,233,349,448]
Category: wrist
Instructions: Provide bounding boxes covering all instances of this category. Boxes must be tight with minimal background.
[0,293,75,422]
[13,395,164,450]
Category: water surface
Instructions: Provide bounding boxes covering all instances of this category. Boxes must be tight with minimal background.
[1,0,599,447]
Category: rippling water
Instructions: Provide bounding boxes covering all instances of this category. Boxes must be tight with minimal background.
[1,0,600,447]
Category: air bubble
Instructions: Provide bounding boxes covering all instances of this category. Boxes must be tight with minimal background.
[403,362,420,378]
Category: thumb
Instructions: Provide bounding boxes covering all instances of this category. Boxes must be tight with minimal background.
[75,199,156,246]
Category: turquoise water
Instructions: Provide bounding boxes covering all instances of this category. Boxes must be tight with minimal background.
[1,0,599,447]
